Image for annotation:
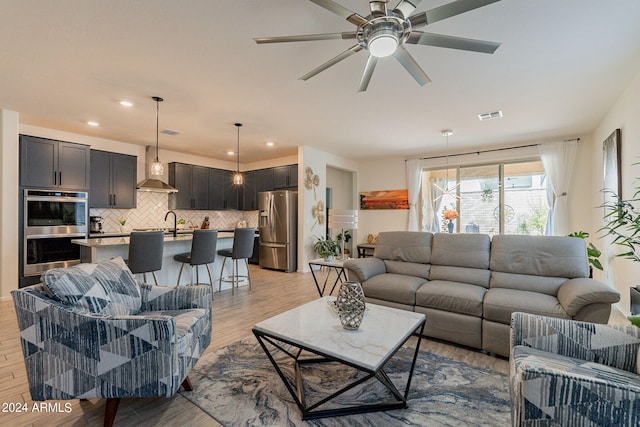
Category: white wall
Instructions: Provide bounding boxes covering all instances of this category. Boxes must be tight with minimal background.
[590,69,640,314]
[0,110,19,300]
[298,146,358,271]
[357,157,409,243]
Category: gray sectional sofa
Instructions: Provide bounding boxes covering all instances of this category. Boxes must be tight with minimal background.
[343,231,621,357]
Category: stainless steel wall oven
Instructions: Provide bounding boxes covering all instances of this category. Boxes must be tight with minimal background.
[23,189,88,277]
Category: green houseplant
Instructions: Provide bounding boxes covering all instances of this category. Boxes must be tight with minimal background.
[567,231,603,273]
[313,236,338,261]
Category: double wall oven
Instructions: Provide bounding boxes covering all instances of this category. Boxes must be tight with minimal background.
[22,189,88,280]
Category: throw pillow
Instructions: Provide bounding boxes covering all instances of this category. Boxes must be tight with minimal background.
[42,257,141,315]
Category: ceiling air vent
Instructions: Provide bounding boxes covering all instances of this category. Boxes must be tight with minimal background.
[161,128,182,136]
[478,110,503,121]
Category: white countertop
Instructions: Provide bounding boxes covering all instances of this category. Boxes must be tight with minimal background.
[72,231,236,247]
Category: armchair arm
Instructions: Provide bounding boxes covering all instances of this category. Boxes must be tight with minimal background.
[12,286,183,400]
[557,277,620,318]
[140,283,212,312]
[511,312,640,373]
[343,257,387,282]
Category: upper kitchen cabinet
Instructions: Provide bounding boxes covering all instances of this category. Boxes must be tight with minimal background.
[243,168,274,210]
[20,135,90,190]
[273,164,298,189]
[207,168,225,210]
[90,150,137,209]
[223,170,241,210]
[168,162,209,209]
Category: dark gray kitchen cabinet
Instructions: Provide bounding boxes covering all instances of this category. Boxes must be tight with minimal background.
[168,162,209,209]
[273,164,298,189]
[241,170,257,211]
[90,150,137,208]
[20,135,90,190]
[207,168,225,210]
[223,170,241,210]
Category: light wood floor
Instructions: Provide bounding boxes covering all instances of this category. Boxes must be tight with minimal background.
[0,267,628,426]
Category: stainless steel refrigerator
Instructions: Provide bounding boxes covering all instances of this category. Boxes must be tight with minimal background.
[258,190,297,272]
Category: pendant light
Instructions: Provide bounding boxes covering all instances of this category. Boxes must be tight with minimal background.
[150,96,164,176]
[233,123,243,185]
[434,129,460,201]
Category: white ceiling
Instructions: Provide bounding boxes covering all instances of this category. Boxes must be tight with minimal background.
[1,0,639,163]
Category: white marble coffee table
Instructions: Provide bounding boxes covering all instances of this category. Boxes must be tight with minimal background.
[252,296,426,420]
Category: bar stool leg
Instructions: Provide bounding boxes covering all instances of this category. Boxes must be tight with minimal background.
[151,272,158,286]
[219,257,227,292]
[206,264,213,290]
[196,265,199,284]
[176,263,185,286]
[142,272,147,283]
[245,259,252,291]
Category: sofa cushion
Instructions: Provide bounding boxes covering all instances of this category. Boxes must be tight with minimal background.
[384,260,430,280]
[42,257,141,315]
[361,273,427,306]
[430,233,490,269]
[490,271,567,296]
[430,265,491,288]
[373,231,433,264]
[483,288,569,324]
[415,280,486,317]
[490,235,589,278]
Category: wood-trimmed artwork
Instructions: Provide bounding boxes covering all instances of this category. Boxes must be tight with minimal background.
[360,189,409,210]
[603,129,622,212]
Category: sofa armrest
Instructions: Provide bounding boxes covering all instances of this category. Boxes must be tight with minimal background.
[140,283,212,312]
[511,312,640,373]
[343,257,387,282]
[557,277,620,317]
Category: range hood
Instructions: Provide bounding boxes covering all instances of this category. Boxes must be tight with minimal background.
[137,145,178,193]
[137,178,177,193]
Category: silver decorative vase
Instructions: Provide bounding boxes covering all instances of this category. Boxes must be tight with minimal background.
[336,281,366,330]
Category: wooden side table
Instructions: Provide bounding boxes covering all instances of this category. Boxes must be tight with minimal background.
[356,243,376,258]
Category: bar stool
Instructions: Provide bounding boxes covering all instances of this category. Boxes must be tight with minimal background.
[173,229,218,287]
[127,231,164,285]
[218,228,255,295]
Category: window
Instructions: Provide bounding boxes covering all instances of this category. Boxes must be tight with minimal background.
[422,160,548,236]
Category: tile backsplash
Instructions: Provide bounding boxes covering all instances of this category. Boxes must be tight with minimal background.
[90,191,258,232]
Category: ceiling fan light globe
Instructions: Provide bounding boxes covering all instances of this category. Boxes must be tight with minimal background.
[369,34,398,57]
[150,160,164,176]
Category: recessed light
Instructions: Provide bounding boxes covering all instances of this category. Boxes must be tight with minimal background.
[266,141,274,147]
[87,121,99,127]
[227,151,234,156]
[119,100,133,107]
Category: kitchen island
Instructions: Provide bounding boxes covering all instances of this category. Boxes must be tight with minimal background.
[71,231,248,291]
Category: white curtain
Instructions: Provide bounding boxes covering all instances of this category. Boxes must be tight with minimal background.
[406,159,423,231]
[538,140,578,236]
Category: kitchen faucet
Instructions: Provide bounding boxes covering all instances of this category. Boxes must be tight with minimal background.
[164,211,177,237]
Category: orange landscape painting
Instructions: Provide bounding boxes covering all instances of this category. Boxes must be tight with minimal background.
[360,189,409,210]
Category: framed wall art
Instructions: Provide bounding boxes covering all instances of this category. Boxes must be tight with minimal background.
[603,128,622,212]
[360,189,409,210]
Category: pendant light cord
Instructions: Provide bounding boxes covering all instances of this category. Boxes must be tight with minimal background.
[235,123,243,174]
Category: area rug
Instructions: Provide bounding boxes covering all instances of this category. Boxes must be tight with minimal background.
[179,339,510,426]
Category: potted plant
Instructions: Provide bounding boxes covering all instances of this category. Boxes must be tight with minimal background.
[600,171,640,318]
[335,230,352,257]
[313,235,338,261]
[567,231,603,276]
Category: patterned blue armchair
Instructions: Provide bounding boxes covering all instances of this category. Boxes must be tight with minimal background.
[510,312,640,426]
[11,257,212,427]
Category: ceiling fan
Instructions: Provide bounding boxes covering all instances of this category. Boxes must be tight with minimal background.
[255,0,502,91]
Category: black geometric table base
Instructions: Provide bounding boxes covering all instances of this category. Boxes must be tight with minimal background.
[253,321,426,420]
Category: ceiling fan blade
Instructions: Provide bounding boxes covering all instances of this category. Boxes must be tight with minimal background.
[407,32,500,53]
[255,32,356,44]
[425,0,501,25]
[369,0,388,16]
[309,0,368,26]
[408,12,428,28]
[300,45,363,81]
[393,46,431,86]
[358,55,379,92]
[394,0,425,19]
